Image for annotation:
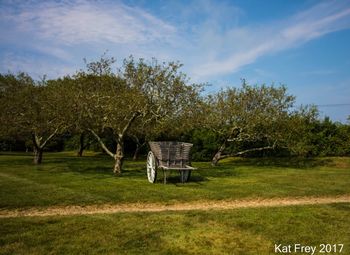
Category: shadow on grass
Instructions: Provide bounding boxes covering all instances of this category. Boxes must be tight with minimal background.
[0,152,34,157]
[154,171,209,185]
[206,167,241,177]
[54,157,148,179]
[119,168,146,178]
[222,157,334,169]
[2,153,346,184]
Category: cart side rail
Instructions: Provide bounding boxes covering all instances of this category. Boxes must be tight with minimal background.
[148,141,193,168]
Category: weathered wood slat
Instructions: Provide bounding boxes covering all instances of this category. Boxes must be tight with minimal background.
[160,166,196,170]
[148,141,197,183]
[149,142,192,161]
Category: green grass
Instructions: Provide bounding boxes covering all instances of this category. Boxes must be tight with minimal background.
[1,204,349,254]
[1,153,349,254]
[0,152,349,208]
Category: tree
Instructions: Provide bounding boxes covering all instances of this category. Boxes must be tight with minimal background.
[302,116,350,156]
[199,81,297,165]
[281,104,319,156]
[76,131,94,157]
[0,73,70,164]
[71,56,201,174]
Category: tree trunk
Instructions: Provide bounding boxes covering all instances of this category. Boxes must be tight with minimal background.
[33,147,43,164]
[131,136,146,161]
[133,143,140,161]
[211,140,277,166]
[77,132,85,157]
[113,139,124,175]
[31,130,59,165]
[32,133,43,164]
[211,141,226,166]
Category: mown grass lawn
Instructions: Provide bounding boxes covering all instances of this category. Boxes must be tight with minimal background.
[1,204,349,254]
[0,152,349,208]
[1,153,349,254]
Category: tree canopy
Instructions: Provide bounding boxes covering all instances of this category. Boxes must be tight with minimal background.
[67,56,202,173]
[0,73,70,163]
[197,81,319,165]
[0,56,349,173]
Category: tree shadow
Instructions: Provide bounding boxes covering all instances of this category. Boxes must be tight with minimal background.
[119,168,146,178]
[60,158,148,178]
[205,167,241,178]
[222,157,334,169]
[0,152,33,157]
[188,175,208,183]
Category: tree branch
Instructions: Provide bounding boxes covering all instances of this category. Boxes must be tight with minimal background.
[220,141,277,159]
[131,135,147,148]
[121,112,140,136]
[31,132,40,150]
[40,127,59,149]
[88,128,115,158]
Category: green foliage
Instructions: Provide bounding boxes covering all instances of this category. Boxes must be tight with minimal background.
[0,73,72,163]
[63,133,93,151]
[307,117,350,156]
[1,58,350,164]
[181,128,221,161]
[197,81,301,163]
[64,56,203,172]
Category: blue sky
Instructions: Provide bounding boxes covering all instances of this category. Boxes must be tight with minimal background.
[1,0,350,122]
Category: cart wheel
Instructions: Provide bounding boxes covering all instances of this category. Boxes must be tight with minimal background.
[179,170,191,183]
[147,151,157,183]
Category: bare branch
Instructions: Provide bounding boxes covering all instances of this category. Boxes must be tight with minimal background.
[121,112,140,136]
[219,141,277,159]
[88,128,115,158]
[40,127,59,149]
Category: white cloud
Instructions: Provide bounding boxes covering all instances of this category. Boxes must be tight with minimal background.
[1,0,350,83]
[0,0,179,77]
[1,1,176,46]
[191,1,350,79]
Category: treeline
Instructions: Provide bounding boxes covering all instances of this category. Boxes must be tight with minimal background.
[1,56,349,174]
[2,116,349,161]
[183,117,350,161]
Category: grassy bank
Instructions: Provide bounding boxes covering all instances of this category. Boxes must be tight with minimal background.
[0,152,349,208]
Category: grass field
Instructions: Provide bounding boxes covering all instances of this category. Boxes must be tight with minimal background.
[0,152,349,254]
[0,152,349,208]
[1,204,349,254]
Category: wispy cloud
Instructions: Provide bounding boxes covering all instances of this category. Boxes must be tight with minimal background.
[192,1,350,79]
[1,1,176,46]
[0,0,177,77]
[1,0,350,82]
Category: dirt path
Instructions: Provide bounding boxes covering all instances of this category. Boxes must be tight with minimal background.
[1,195,349,218]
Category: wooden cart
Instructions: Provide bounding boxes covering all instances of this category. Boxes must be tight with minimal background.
[147,141,196,184]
